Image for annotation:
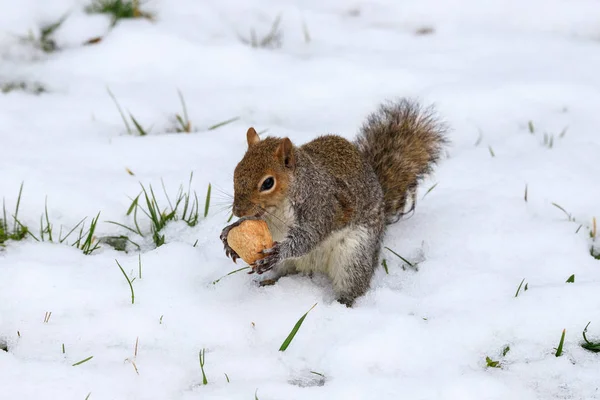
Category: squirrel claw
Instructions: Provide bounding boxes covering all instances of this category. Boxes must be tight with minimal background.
[220,224,241,263]
[252,242,280,274]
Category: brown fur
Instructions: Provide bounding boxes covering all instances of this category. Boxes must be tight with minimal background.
[233,136,293,217]
[355,99,448,223]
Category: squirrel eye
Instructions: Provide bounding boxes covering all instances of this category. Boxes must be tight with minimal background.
[260,177,275,192]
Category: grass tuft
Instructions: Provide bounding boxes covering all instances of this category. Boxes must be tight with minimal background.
[566,274,575,283]
[485,356,500,368]
[86,0,154,26]
[19,14,68,53]
[524,184,528,202]
[72,212,102,255]
[279,303,317,352]
[1,183,30,246]
[108,173,202,248]
[239,14,283,49]
[1,81,47,95]
[488,146,495,157]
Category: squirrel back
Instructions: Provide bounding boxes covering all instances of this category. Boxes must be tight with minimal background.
[355,99,448,224]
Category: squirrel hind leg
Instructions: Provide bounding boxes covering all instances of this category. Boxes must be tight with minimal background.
[326,226,382,307]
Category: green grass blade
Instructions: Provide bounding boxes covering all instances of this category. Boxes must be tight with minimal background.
[60,217,87,243]
[279,303,317,352]
[212,266,250,284]
[105,220,140,236]
[384,247,414,268]
[13,182,24,233]
[566,274,575,283]
[13,216,38,242]
[177,89,189,126]
[129,113,148,136]
[204,183,211,218]
[551,202,572,220]
[72,355,94,366]
[208,116,240,131]
[199,348,208,385]
[115,259,135,304]
[555,329,566,357]
[514,278,525,297]
[381,259,389,274]
[44,196,52,241]
[422,183,438,200]
[126,195,140,216]
[107,87,131,134]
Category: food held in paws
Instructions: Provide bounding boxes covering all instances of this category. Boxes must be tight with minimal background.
[227,220,274,264]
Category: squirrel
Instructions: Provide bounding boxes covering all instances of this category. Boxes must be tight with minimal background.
[220,98,448,307]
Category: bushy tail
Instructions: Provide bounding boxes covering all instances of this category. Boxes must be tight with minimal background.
[355,98,448,224]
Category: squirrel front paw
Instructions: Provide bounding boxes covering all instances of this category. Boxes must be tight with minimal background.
[249,242,281,274]
[220,223,241,263]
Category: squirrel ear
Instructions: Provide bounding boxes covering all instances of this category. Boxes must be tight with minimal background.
[246,127,260,147]
[276,137,295,169]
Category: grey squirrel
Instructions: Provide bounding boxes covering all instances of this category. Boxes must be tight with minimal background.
[220,98,448,306]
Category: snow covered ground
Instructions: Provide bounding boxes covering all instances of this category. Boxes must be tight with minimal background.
[1,0,600,398]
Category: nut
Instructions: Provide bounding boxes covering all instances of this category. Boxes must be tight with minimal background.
[227,220,273,264]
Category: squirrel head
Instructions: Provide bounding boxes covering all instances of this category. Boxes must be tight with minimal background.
[232,127,296,218]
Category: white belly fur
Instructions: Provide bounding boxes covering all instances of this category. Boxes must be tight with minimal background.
[264,203,369,287]
[293,226,369,289]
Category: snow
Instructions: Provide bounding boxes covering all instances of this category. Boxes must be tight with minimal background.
[1,0,600,399]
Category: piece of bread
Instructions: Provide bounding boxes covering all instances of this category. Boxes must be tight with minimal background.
[227,220,274,264]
